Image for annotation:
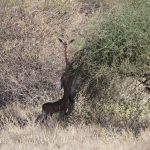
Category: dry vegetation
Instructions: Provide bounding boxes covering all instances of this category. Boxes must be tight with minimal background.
[0,100,150,150]
[0,124,150,150]
[0,0,150,149]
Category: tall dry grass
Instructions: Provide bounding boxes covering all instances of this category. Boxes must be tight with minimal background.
[0,123,150,150]
[0,96,149,149]
[0,99,149,150]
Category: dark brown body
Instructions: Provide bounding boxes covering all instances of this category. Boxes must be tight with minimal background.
[61,73,76,102]
[41,74,73,123]
[42,98,68,123]
[61,74,74,99]
[43,99,68,114]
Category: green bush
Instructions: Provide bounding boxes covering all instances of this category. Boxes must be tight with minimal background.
[72,0,150,99]
[70,0,150,129]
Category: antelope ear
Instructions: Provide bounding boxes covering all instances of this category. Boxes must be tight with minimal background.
[68,39,74,44]
[58,38,65,44]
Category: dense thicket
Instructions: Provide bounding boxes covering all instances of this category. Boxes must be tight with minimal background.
[69,0,150,130]
[72,0,150,100]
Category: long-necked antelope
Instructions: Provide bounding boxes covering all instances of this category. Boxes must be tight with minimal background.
[41,38,76,123]
[58,38,77,113]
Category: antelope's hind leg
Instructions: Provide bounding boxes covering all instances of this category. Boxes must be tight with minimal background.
[41,111,47,123]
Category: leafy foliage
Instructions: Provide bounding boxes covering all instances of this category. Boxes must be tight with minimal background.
[72,0,150,99]
[70,0,150,130]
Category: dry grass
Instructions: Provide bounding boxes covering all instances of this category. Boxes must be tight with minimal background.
[0,99,149,150]
[0,123,150,150]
